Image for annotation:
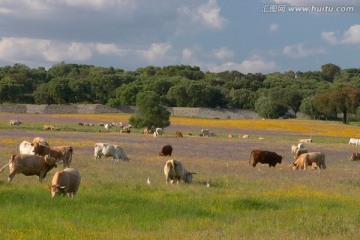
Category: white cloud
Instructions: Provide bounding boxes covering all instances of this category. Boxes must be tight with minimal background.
[212,47,234,60]
[197,0,227,30]
[0,37,93,63]
[96,43,129,56]
[177,0,227,32]
[269,23,279,33]
[282,43,326,58]
[208,57,276,73]
[322,24,360,45]
[182,48,194,60]
[138,42,172,61]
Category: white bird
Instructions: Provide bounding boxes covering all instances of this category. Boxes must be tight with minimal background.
[147,177,151,185]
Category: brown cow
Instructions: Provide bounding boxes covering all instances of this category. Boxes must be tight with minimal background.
[32,142,73,168]
[292,152,326,170]
[175,131,183,138]
[0,154,58,182]
[43,124,56,130]
[350,152,360,161]
[159,145,173,156]
[249,150,283,167]
[50,168,81,198]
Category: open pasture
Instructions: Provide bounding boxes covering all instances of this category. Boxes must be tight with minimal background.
[1,113,360,239]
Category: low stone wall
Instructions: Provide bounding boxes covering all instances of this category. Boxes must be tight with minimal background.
[0,104,259,119]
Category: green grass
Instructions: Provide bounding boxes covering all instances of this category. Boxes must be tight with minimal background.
[1,114,360,239]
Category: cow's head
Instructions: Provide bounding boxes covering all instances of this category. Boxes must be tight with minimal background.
[49,185,66,197]
[183,172,196,184]
[44,155,58,167]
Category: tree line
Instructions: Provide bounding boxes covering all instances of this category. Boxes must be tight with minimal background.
[1,62,360,123]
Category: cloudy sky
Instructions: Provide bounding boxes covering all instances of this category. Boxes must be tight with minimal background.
[0,0,359,73]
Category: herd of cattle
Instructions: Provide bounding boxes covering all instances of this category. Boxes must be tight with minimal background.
[2,124,360,198]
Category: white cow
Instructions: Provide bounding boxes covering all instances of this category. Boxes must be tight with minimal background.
[19,141,35,155]
[94,143,129,161]
[349,138,360,146]
[10,120,22,125]
[200,129,210,137]
[163,159,195,184]
[154,128,165,136]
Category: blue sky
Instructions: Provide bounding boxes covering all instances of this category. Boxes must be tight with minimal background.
[0,0,359,73]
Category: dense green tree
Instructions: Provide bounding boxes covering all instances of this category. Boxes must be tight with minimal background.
[167,84,188,107]
[33,83,53,104]
[129,91,170,128]
[313,86,360,123]
[300,96,320,119]
[47,77,72,104]
[227,89,254,109]
[108,82,143,107]
[321,63,341,82]
[255,96,287,119]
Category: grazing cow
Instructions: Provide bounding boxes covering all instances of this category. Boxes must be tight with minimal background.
[50,168,81,198]
[154,128,165,136]
[159,145,173,156]
[299,138,312,143]
[249,150,283,167]
[43,124,56,130]
[292,152,326,170]
[0,154,58,182]
[9,120,22,125]
[349,138,360,146]
[350,152,360,161]
[163,159,195,184]
[19,141,35,155]
[175,131,183,138]
[199,129,210,137]
[120,127,131,133]
[242,135,249,139]
[32,142,73,168]
[94,143,129,161]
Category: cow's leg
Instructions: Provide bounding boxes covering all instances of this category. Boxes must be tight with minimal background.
[8,171,16,182]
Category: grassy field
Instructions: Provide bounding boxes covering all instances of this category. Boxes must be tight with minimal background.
[1,113,360,239]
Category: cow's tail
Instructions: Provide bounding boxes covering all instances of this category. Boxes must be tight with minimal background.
[67,147,73,167]
[249,151,253,166]
[0,155,15,173]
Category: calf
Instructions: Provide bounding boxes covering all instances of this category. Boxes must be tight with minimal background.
[0,154,57,182]
[32,142,73,168]
[159,145,173,156]
[50,168,81,198]
[163,159,195,184]
[249,150,282,167]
